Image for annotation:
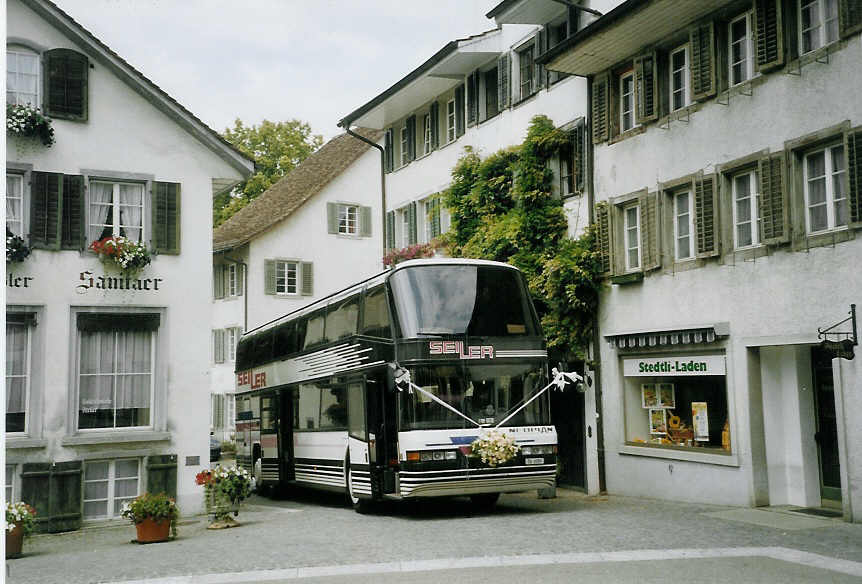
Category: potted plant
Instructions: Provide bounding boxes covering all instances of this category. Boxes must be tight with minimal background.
[120,492,179,543]
[196,465,252,529]
[6,103,55,147]
[89,236,151,277]
[470,430,520,467]
[5,502,36,558]
[6,229,31,263]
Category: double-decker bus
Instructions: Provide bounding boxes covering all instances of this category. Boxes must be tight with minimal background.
[234,258,572,511]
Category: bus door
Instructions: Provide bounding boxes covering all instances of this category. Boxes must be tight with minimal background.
[347,379,369,472]
[278,388,295,482]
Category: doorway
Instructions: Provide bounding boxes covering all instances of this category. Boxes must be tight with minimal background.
[278,389,295,482]
[811,347,841,504]
[551,384,586,488]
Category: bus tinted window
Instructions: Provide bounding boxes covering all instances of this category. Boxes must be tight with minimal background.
[389,265,537,338]
[296,384,321,429]
[272,321,296,357]
[361,286,391,338]
[326,298,358,341]
[251,332,273,364]
[320,385,347,429]
[303,311,326,349]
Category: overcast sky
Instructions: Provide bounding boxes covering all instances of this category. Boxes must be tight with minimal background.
[52,0,502,141]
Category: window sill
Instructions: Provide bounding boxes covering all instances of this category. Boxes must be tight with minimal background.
[791,38,848,73]
[722,244,769,264]
[611,272,644,285]
[608,125,646,145]
[62,431,171,446]
[512,91,540,110]
[797,227,855,250]
[619,443,739,467]
[5,437,48,449]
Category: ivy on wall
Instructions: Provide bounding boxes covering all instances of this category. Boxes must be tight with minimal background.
[441,115,601,360]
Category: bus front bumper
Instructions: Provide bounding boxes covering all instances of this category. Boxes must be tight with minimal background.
[395,463,556,498]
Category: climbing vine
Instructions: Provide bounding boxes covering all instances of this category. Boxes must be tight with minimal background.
[441,116,602,360]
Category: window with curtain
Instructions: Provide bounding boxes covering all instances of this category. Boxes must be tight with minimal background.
[88,180,145,243]
[6,48,40,106]
[6,173,25,237]
[6,320,31,433]
[78,323,154,430]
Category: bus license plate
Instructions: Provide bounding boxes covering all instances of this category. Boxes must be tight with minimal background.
[525,457,544,465]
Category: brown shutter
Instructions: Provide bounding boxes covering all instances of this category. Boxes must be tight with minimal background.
[846,127,862,227]
[690,22,717,101]
[498,53,510,109]
[595,202,612,275]
[29,171,63,250]
[21,461,83,533]
[758,152,789,244]
[754,0,785,71]
[591,73,610,144]
[694,174,719,257]
[301,262,314,296]
[152,181,181,254]
[61,174,85,249]
[43,49,88,121]
[640,191,661,270]
[635,52,658,124]
[840,0,862,37]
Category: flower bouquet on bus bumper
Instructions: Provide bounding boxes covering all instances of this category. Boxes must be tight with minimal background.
[196,465,252,528]
[470,430,520,467]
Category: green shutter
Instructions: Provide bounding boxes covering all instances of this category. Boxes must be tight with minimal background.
[327,202,339,234]
[152,181,181,254]
[694,174,719,257]
[591,73,610,144]
[840,0,862,37]
[635,52,658,124]
[386,211,396,251]
[846,127,862,227]
[43,49,88,121]
[29,171,63,250]
[20,463,50,532]
[467,72,478,126]
[595,203,612,275]
[407,115,417,161]
[430,102,440,149]
[640,192,661,270]
[214,264,225,299]
[359,205,372,237]
[455,85,465,138]
[498,53,510,109]
[301,262,313,296]
[758,152,789,244]
[385,129,394,173]
[21,461,82,533]
[754,0,785,71]
[690,22,716,101]
[264,260,276,295]
[235,264,244,296]
[408,202,418,245]
[60,175,85,249]
[146,454,177,499]
[214,329,225,364]
[573,122,585,194]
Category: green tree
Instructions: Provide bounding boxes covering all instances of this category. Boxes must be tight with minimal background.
[216,119,323,226]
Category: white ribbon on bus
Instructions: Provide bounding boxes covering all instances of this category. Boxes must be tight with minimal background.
[392,365,582,429]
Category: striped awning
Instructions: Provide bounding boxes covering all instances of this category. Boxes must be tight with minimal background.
[605,323,729,351]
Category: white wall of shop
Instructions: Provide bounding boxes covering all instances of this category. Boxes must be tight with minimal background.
[7,0,247,515]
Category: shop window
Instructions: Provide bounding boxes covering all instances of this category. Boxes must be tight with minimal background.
[83,459,140,519]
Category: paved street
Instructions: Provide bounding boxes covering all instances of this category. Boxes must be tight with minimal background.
[7,488,862,583]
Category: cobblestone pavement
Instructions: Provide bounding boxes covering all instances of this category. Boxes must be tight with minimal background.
[7,488,862,584]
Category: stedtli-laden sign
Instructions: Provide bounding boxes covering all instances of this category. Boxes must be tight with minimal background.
[623,355,726,377]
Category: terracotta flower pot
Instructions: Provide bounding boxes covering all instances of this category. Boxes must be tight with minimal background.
[135,518,171,543]
[6,523,24,558]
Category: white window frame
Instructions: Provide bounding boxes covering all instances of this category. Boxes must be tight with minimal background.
[732,170,760,248]
[669,45,689,112]
[518,43,535,101]
[620,71,636,132]
[226,264,238,297]
[88,180,147,244]
[799,0,839,55]
[423,113,432,155]
[5,320,31,435]
[446,99,456,143]
[83,459,140,520]
[226,327,240,363]
[674,190,695,261]
[275,261,299,295]
[729,12,754,87]
[624,203,641,272]
[803,144,847,234]
[338,203,359,235]
[6,173,26,237]
[6,48,40,106]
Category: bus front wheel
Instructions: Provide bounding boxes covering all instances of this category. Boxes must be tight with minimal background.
[470,492,500,510]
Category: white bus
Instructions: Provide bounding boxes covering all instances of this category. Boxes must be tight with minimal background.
[234,259,574,512]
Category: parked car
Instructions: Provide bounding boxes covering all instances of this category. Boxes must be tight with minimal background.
[210,435,221,462]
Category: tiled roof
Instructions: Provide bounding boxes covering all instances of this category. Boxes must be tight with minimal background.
[213,128,383,251]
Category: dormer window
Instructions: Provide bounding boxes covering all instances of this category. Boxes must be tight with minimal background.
[6,47,40,106]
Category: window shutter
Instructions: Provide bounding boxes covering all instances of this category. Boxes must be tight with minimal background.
[264,259,276,295]
[845,127,862,227]
[214,329,225,364]
[43,49,88,121]
[29,171,63,250]
[408,202,418,245]
[498,53,510,110]
[214,264,225,299]
[430,102,440,149]
[386,211,396,250]
[384,129,394,173]
[754,0,785,71]
[694,174,719,258]
[634,52,658,124]
[591,73,610,144]
[689,22,717,101]
[594,203,612,275]
[301,262,314,296]
[455,85,465,138]
[573,122,585,194]
[359,205,373,237]
[152,181,181,254]
[59,174,85,250]
[758,152,789,244]
[840,0,862,37]
[467,72,478,126]
[235,264,244,296]
[430,198,442,238]
[146,455,177,499]
[407,115,417,161]
[639,191,661,270]
[21,461,83,533]
[327,202,339,234]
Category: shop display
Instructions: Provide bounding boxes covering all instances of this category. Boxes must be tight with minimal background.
[641,384,658,408]
[658,383,675,408]
[692,402,709,441]
[649,408,666,434]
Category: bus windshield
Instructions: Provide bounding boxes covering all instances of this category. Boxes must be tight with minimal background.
[389,265,538,337]
[399,362,549,430]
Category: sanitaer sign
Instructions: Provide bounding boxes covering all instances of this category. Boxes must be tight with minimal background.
[623,355,726,377]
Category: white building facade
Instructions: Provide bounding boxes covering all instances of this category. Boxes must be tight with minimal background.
[6,0,253,530]
[541,0,862,520]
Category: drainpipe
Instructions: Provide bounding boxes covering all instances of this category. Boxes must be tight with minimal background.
[220,252,248,332]
[343,126,387,264]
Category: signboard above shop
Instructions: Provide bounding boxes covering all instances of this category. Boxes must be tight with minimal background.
[623,355,726,377]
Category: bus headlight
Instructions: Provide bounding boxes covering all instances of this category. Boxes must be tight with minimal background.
[406,450,459,462]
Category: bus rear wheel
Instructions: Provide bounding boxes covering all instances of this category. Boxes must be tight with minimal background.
[346,462,372,514]
[469,492,500,510]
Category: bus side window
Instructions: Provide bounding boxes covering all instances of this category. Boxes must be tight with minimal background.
[297,384,321,430]
[303,310,326,349]
[361,286,391,338]
[252,331,274,364]
[273,321,296,356]
[326,298,359,341]
[321,385,348,429]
